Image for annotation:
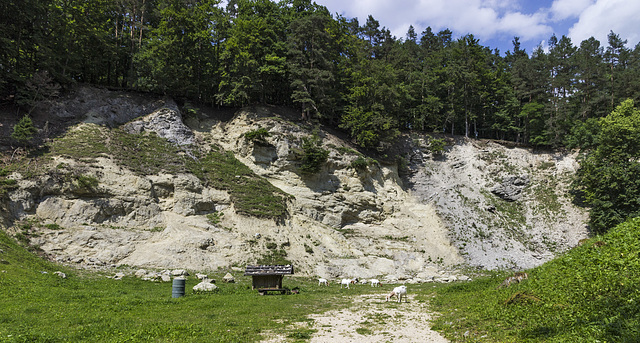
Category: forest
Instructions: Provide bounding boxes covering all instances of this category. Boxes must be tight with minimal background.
[2,0,640,150]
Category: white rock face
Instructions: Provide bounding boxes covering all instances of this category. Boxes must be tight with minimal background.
[2,88,589,277]
[405,138,589,269]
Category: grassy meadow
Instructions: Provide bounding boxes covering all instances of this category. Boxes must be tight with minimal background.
[1,189,640,342]
[0,229,397,343]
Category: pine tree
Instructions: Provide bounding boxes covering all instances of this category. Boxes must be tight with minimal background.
[11,115,38,146]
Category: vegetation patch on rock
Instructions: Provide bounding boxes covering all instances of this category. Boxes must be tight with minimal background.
[188,147,290,220]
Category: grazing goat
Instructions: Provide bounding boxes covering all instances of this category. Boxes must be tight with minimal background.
[386,285,407,303]
[340,278,356,289]
[370,279,381,287]
[497,272,528,289]
[318,278,329,286]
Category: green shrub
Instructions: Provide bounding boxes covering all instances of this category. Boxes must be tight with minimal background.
[44,223,63,230]
[266,242,278,250]
[299,133,329,174]
[336,146,361,156]
[75,174,99,190]
[304,244,314,254]
[287,329,316,339]
[428,138,446,155]
[206,212,224,225]
[350,156,368,171]
[244,128,271,143]
[11,115,38,146]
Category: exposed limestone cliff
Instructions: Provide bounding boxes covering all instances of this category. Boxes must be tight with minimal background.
[1,86,589,278]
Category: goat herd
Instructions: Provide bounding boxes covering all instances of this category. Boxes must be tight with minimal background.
[318,277,407,303]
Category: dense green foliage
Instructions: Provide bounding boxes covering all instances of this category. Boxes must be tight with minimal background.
[430,217,640,342]
[244,127,271,143]
[298,133,329,174]
[3,0,639,150]
[574,100,640,233]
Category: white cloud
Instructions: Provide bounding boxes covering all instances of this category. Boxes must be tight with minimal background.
[317,0,553,42]
[568,0,640,47]
[550,0,594,21]
[497,12,551,41]
[315,0,639,52]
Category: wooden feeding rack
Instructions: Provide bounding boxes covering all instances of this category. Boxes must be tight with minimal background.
[244,265,294,295]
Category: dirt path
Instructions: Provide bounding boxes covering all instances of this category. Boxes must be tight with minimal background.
[262,294,449,343]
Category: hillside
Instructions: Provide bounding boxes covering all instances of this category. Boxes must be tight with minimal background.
[429,217,640,342]
[0,86,589,278]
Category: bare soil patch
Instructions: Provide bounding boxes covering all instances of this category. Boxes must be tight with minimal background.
[262,293,448,343]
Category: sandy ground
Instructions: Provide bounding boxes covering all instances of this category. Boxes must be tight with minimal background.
[261,293,449,343]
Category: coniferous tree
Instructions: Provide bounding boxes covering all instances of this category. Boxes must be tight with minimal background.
[573,37,608,120]
[217,0,287,106]
[11,115,38,146]
[605,31,631,110]
[287,11,336,120]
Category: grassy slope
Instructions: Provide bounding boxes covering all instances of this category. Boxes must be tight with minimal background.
[429,217,640,342]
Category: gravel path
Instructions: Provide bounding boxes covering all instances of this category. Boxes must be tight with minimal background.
[262,293,449,343]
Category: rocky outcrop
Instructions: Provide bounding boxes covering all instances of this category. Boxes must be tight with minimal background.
[491,175,530,201]
[121,100,194,145]
[406,138,588,270]
[2,87,589,277]
[47,86,167,126]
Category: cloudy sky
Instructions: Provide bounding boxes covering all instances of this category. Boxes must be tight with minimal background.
[312,0,640,54]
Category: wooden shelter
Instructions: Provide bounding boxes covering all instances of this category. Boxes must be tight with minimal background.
[244,265,294,295]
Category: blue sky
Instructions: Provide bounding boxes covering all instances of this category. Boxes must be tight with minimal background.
[312,0,640,55]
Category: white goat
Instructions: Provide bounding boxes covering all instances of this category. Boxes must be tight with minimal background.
[318,278,329,286]
[340,278,356,289]
[370,279,381,287]
[386,285,407,303]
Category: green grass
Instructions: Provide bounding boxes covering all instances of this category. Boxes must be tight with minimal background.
[49,124,187,175]
[0,230,381,342]
[188,148,291,220]
[429,217,640,342]
[6,216,639,343]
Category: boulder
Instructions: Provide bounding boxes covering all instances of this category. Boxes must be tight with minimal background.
[121,100,194,146]
[54,271,67,278]
[491,175,530,201]
[223,273,235,283]
[171,269,189,277]
[193,279,218,292]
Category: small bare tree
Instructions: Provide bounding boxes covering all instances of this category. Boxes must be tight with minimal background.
[16,70,60,114]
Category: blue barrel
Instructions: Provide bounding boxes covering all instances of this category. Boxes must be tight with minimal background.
[172,278,186,298]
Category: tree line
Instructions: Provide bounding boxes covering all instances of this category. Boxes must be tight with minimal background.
[2,0,640,150]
